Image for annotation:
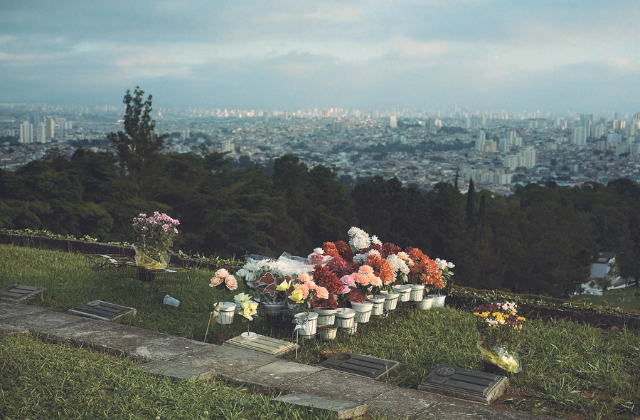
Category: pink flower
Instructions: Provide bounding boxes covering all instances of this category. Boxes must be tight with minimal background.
[368,275,382,287]
[316,286,329,300]
[210,276,223,287]
[298,273,312,283]
[340,274,356,288]
[298,283,310,299]
[339,285,351,294]
[306,280,317,290]
[215,268,230,278]
[173,228,178,234]
[225,275,238,290]
[359,265,374,275]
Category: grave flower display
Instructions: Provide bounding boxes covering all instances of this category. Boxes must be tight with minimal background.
[132,212,179,270]
[473,301,526,373]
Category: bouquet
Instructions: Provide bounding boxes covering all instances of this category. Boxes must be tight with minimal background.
[473,301,526,373]
[435,258,455,295]
[132,211,180,270]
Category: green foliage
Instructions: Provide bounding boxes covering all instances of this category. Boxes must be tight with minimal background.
[106,86,168,193]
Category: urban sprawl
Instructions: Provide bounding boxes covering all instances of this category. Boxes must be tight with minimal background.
[2,104,640,194]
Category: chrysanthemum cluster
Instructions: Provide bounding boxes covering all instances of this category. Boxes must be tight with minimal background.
[132,211,180,254]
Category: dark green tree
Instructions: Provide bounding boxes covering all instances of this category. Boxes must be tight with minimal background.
[107,86,167,196]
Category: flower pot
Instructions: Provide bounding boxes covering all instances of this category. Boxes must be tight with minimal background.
[477,337,521,373]
[334,308,356,329]
[218,302,236,325]
[416,296,434,310]
[134,244,169,271]
[434,295,446,307]
[383,293,400,311]
[314,307,338,326]
[294,312,319,338]
[345,322,358,335]
[410,284,425,301]
[351,302,373,324]
[394,285,411,302]
[318,326,338,340]
[366,295,386,316]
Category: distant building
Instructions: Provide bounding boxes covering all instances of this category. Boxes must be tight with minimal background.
[19,121,33,144]
[475,130,486,152]
[389,116,398,128]
[46,117,55,139]
[571,126,586,145]
[36,123,46,143]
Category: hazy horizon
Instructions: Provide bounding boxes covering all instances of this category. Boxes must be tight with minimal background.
[1,1,638,113]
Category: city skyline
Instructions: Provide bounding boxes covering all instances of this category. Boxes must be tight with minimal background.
[1,1,638,112]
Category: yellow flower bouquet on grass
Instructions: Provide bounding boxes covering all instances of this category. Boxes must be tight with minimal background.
[473,301,526,373]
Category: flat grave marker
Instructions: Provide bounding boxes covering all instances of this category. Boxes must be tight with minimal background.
[68,300,136,321]
[320,352,399,380]
[418,364,509,404]
[225,334,298,356]
[0,284,46,302]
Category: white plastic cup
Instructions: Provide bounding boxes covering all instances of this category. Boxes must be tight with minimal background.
[163,295,180,307]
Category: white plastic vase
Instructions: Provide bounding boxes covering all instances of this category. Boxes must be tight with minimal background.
[383,293,400,311]
[294,312,318,338]
[410,284,425,301]
[417,296,434,310]
[366,295,386,316]
[434,295,446,307]
[314,307,338,326]
[334,308,356,329]
[218,302,236,325]
[319,326,338,340]
[395,285,411,302]
[351,302,373,324]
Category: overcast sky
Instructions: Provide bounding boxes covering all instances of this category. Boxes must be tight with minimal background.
[0,0,638,113]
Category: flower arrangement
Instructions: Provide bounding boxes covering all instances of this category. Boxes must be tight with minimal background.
[209,268,238,291]
[473,301,526,373]
[280,272,329,312]
[132,211,180,270]
[435,258,455,293]
[405,247,444,291]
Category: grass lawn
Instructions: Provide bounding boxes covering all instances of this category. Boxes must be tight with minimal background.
[572,287,640,312]
[1,244,639,420]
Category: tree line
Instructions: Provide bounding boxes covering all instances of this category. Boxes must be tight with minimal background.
[2,87,640,298]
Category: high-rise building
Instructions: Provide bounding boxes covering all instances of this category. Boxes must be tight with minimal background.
[498,138,509,153]
[571,126,586,145]
[36,123,46,143]
[45,117,55,139]
[475,130,486,152]
[521,146,536,168]
[19,121,33,144]
[389,116,398,128]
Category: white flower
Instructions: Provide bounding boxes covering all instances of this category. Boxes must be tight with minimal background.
[348,226,371,251]
[371,235,382,245]
[314,247,324,255]
[386,254,410,275]
[234,293,252,304]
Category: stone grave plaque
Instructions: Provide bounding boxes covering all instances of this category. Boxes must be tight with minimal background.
[225,334,299,356]
[418,365,509,404]
[320,352,399,380]
[0,284,46,302]
[68,300,136,321]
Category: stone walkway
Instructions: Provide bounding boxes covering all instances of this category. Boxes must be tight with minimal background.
[0,300,556,419]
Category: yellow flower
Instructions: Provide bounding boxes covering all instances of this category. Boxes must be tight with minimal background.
[289,289,304,304]
[517,316,525,321]
[276,280,290,292]
[473,312,480,317]
[241,300,258,320]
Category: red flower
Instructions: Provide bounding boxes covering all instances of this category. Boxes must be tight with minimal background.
[364,253,394,285]
[326,256,358,278]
